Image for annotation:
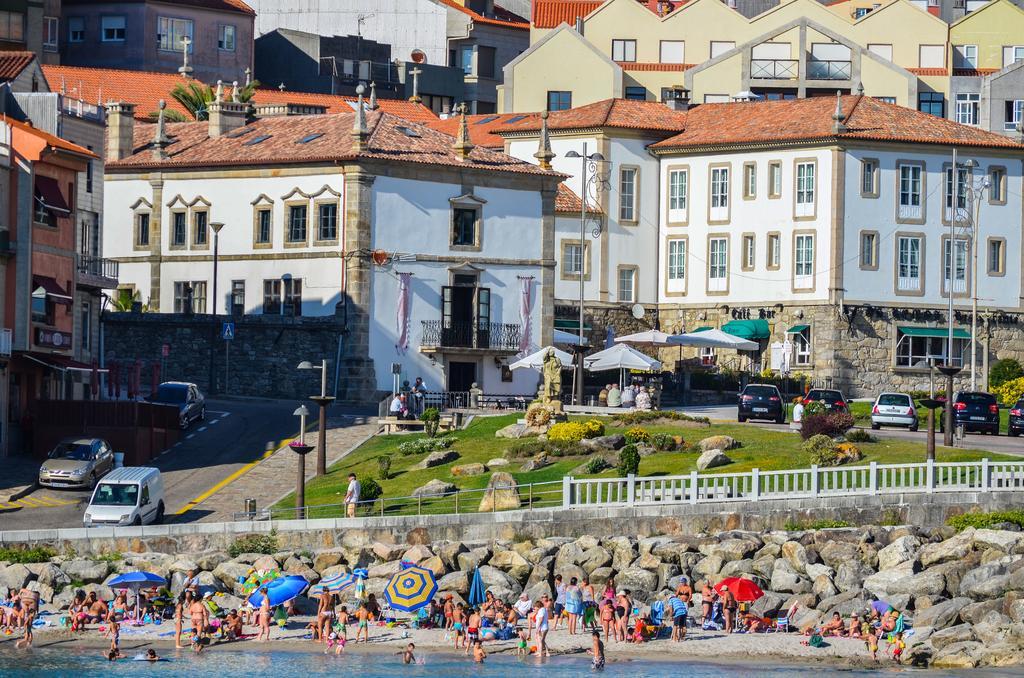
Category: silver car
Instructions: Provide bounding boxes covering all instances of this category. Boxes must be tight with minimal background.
[39,438,116,489]
[871,392,919,431]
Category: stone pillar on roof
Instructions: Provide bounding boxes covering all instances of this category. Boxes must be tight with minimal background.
[534,111,554,170]
[151,100,170,161]
[352,84,369,152]
[408,67,422,103]
[452,103,474,161]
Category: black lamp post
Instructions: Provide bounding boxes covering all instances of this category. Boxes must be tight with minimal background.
[936,364,962,447]
[289,404,313,518]
[919,398,943,462]
[298,359,334,477]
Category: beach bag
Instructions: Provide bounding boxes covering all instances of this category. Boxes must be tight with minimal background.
[809,634,824,648]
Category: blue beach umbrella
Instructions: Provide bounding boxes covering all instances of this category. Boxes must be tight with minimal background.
[247,575,309,608]
[468,568,486,608]
[308,573,355,597]
[353,568,369,601]
[107,571,167,619]
[383,564,437,613]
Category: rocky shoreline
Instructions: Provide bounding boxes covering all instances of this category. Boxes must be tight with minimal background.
[4,524,1024,669]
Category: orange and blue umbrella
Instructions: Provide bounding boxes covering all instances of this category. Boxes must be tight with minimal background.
[383,564,437,613]
[309,573,355,597]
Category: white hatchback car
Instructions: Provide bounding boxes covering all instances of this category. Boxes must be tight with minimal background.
[871,392,919,431]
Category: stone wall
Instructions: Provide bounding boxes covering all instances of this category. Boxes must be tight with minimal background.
[101,311,377,403]
[1,491,1016,556]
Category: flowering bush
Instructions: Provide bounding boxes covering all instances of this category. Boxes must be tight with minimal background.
[624,427,650,445]
[802,434,838,466]
[547,421,588,443]
[581,419,606,439]
[993,376,1024,406]
[525,404,554,427]
[398,435,456,456]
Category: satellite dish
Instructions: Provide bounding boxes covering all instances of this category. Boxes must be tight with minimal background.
[631,304,645,320]
[411,49,427,64]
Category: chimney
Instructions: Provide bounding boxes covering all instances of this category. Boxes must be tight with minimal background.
[208,80,249,138]
[151,100,171,161]
[664,87,690,112]
[351,83,369,151]
[105,101,136,161]
[831,90,847,134]
[574,16,584,34]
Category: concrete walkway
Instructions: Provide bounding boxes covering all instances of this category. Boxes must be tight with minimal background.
[180,414,377,523]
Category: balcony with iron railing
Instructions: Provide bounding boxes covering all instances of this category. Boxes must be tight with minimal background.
[750,59,798,80]
[76,254,119,289]
[420,320,521,352]
[807,60,852,81]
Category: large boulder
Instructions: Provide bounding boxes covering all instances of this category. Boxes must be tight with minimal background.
[817,541,859,570]
[489,549,531,581]
[478,472,521,512]
[312,550,346,573]
[877,535,921,571]
[931,641,984,669]
[931,624,976,650]
[520,456,551,472]
[770,559,812,594]
[252,555,280,572]
[888,569,947,598]
[211,561,252,589]
[403,544,435,564]
[62,560,109,584]
[698,435,740,452]
[478,565,522,597]
[960,561,1014,600]
[554,543,585,570]
[862,561,915,598]
[710,538,759,562]
[920,529,975,568]
[834,560,873,593]
[589,567,615,589]
[451,463,487,477]
[35,563,70,589]
[804,563,834,581]
[973,529,1024,554]
[720,559,755,578]
[495,423,541,439]
[781,541,809,574]
[457,547,491,572]
[420,556,447,578]
[632,553,662,572]
[437,542,468,571]
[615,567,658,597]
[579,547,612,574]
[411,479,457,498]
[913,597,973,630]
[960,599,1003,626]
[368,560,402,579]
[414,449,459,469]
[437,570,469,595]
[750,591,786,617]
[696,449,732,471]
[579,434,625,451]
[370,543,404,562]
[693,555,724,578]
[812,574,838,598]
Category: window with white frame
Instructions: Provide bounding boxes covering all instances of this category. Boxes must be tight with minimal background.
[944,238,968,294]
[955,93,980,125]
[795,234,814,278]
[667,239,686,280]
[896,330,966,368]
[767,233,780,269]
[659,40,684,64]
[710,167,729,219]
[317,202,338,241]
[101,15,125,42]
[898,164,922,219]
[768,161,782,198]
[68,16,84,42]
[283,278,302,316]
[1005,100,1024,131]
[743,164,756,199]
[619,167,637,221]
[897,236,922,291]
[792,327,811,365]
[795,162,815,215]
[742,234,755,270]
[218,24,236,51]
[944,166,969,214]
[668,168,687,221]
[709,237,728,291]
[955,44,978,69]
[1003,45,1024,67]
[174,281,206,313]
[612,39,636,62]
[617,268,636,302]
[157,16,193,52]
[43,17,58,51]
[562,241,583,276]
[287,204,308,243]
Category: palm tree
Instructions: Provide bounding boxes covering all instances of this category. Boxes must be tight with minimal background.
[169,80,260,121]
[110,288,141,312]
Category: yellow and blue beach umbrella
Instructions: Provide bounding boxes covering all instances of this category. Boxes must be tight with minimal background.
[383,564,437,612]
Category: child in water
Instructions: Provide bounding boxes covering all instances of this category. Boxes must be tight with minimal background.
[400,642,416,664]
[515,628,529,656]
[588,630,605,670]
[472,639,486,663]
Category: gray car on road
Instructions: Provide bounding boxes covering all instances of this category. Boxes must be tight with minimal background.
[871,392,919,431]
[39,438,116,489]
[150,381,206,429]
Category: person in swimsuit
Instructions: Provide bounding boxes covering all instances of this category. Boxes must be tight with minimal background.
[451,603,466,649]
[565,577,582,635]
[516,628,529,656]
[189,595,209,640]
[472,639,486,663]
[224,609,243,640]
[533,600,550,658]
[16,588,37,650]
[701,581,716,625]
[589,630,605,670]
[400,642,416,664]
[721,586,737,633]
[173,593,186,648]
[465,607,481,654]
[337,606,350,641]
[614,591,630,642]
[354,602,370,643]
[600,601,615,642]
[112,592,128,621]
[257,596,271,642]
[317,590,335,643]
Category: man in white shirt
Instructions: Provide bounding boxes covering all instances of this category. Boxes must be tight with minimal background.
[344,473,361,518]
[389,394,403,416]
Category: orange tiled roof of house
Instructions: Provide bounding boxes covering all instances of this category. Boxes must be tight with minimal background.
[106,110,561,176]
[437,0,529,28]
[650,95,1024,151]
[425,112,539,148]
[0,51,35,82]
[556,183,603,214]
[953,68,999,76]
[532,0,603,28]
[40,65,438,124]
[496,98,689,134]
[8,117,99,158]
[906,67,948,76]
[63,0,255,15]
[618,62,695,72]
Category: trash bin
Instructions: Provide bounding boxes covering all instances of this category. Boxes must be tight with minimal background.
[244,498,256,519]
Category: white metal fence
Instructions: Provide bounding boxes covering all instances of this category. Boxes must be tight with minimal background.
[563,459,1024,508]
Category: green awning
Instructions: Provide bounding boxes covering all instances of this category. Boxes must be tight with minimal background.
[721,319,771,340]
[692,326,712,333]
[554,319,593,331]
[899,326,970,340]
[786,324,810,334]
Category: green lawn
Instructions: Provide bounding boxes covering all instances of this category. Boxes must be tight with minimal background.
[274,411,1015,516]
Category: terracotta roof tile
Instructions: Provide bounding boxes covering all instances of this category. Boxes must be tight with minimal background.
[906,67,948,76]
[63,0,255,16]
[556,184,602,214]
[953,68,999,76]
[495,98,689,134]
[425,112,539,148]
[437,0,529,28]
[0,51,35,81]
[618,62,695,72]
[106,111,560,177]
[41,65,437,124]
[650,95,1024,151]
[8,117,98,158]
[532,0,603,28]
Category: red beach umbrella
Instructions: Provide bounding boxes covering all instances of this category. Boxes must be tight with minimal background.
[714,577,764,602]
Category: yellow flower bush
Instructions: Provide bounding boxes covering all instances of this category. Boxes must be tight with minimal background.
[547,421,587,443]
[581,419,605,439]
[624,427,650,444]
[993,376,1024,406]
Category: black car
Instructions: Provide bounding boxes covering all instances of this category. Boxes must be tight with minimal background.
[1009,399,1024,437]
[738,384,785,424]
[803,389,850,414]
[149,381,206,429]
[951,391,1000,435]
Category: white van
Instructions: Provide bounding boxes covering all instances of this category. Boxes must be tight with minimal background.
[83,467,165,527]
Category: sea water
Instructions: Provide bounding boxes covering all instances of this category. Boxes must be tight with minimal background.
[0,646,1016,678]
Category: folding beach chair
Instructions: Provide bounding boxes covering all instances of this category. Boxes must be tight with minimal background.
[771,616,789,633]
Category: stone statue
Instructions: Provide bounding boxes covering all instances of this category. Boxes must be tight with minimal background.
[540,348,563,411]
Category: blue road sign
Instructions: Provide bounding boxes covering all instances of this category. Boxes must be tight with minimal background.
[222,322,235,341]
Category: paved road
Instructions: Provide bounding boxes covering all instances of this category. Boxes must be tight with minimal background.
[675,404,1024,457]
[0,398,304,530]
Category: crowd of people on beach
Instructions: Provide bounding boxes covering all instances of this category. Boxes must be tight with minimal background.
[5,564,911,667]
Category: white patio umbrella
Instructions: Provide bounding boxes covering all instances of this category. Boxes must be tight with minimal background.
[614,329,679,346]
[509,345,574,371]
[584,343,662,386]
[668,328,758,351]
[554,328,588,346]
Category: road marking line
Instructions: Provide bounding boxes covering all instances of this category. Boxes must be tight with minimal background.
[219,412,231,418]
[17,497,45,507]
[209,419,220,425]
[198,426,208,432]
[186,434,195,440]
[206,410,229,416]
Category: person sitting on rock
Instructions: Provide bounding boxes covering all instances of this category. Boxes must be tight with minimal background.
[820,612,845,636]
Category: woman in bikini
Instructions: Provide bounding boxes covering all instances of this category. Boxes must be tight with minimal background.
[257,595,271,642]
[701,581,716,625]
[721,585,737,633]
[317,590,335,643]
[174,593,187,649]
[189,595,208,641]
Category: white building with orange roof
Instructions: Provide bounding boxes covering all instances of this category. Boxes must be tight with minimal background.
[101,98,562,399]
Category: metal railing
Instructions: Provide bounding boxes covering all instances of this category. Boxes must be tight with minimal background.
[60,95,105,123]
[77,254,119,284]
[420,320,521,351]
[237,480,564,521]
[750,59,798,79]
[566,458,1023,507]
[379,391,533,416]
[807,60,852,80]
[240,459,1023,522]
